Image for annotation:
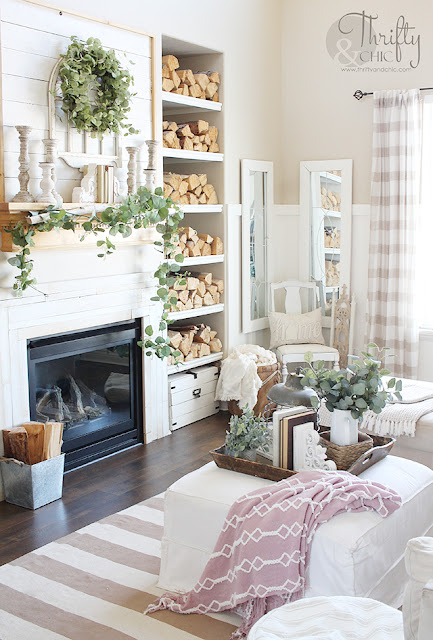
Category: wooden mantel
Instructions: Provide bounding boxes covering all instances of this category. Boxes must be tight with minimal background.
[0,202,158,252]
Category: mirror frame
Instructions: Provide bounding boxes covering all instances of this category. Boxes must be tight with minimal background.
[241,159,273,333]
[299,159,353,328]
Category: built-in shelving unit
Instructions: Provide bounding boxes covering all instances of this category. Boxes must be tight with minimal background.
[162,148,223,163]
[162,91,222,114]
[162,35,225,423]
[167,352,223,375]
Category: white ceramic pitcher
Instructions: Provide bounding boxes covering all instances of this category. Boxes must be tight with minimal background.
[330,409,359,446]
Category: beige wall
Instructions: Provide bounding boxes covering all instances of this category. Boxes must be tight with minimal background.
[281,0,433,204]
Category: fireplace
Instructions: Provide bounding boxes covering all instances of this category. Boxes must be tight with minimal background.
[27,320,143,471]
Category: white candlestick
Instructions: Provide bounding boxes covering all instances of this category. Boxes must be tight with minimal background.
[43,138,62,206]
[12,126,34,203]
[126,146,139,194]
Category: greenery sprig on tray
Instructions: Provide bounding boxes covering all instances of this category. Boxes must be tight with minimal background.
[225,407,271,458]
[4,187,184,360]
[300,343,402,420]
[58,36,138,136]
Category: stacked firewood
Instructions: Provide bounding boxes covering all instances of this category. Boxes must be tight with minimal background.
[168,323,223,365]
[169,270,224,312]
[325,260,340,286]
[162,54,220,102]
[2,422,63,464]
[321,188,341,211]
[324,226,341,248]
[163,120,219,153]
[164,173,218,206]
[169,224,223,259]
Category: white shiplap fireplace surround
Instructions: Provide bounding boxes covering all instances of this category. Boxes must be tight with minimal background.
[0,268,171,500]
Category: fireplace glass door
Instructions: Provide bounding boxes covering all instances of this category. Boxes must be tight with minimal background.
[28,320,143,471]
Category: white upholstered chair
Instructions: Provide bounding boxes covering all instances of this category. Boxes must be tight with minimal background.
[248,536,433,640]
[269,280,340,379]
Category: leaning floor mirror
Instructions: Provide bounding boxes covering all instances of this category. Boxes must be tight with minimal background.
[299,159,352,328]
[241,160,273,333]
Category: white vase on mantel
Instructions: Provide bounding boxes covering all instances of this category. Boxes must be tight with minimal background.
[330,409,359,446]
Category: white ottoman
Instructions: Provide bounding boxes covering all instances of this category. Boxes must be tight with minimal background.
[158,456,433,608]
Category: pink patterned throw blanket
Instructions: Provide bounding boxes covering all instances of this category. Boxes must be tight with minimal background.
[146,470,401,638]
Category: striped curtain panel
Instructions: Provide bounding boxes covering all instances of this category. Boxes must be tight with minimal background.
[366,89,422,378]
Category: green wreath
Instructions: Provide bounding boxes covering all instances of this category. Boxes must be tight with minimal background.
[58,36,138,136]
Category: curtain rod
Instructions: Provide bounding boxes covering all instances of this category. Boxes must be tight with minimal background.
[353,88,433,100]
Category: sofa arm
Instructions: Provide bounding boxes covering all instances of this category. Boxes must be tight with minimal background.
[418,579,433,640]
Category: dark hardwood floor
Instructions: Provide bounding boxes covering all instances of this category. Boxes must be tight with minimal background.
[0,412,228,566]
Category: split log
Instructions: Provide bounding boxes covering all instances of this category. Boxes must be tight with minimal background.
[212,92,219,102]
[177,69,195,85]
[183,120,209,135]
[186,174,200,191]
[212,278,224,293]
[22,422,45,465]
[180,137,193,151]
[190,343,200,358]
[207,71,220,84]
[189,84,202,99]
[169,70,181,89]
[201,243,212,256]
[194,73,210,91]
[162,78,175,93]
[43,422,63,460]
[179,336,193,357]
[209,330,217,340]
[2,429,13,458]
[206,190,219,205]
[193,143,202,152]
[198,194,207,204]
[205,82,218,99]
[178,180,189,196]
[168,331,183,349]
[196,238,205,252]
[194,185,203,197]
[174,85,189,96]
[186,276,199,290]
[203,291,214,306]
[198,343,211,357]
[174,280,187,291]
[209,338,223,353]
[177,124,194,138]
[179,194,188,205]
[163,183,174,198]
[187,241,201,257]
[188,193,199,205]
[198,233,213,244]
[208,126,218,142]
[203,184,215,199]
[206,284,218,297]
[178,289,190,305]
[196,280,206,297]
[184,227,197,239]
[194,326,211,343]
[193,295,203,308]
[7,427,30,464]
[211,237,224,255]
[162,55,180,71]
[163,130,177,147]
[199,173,208,186]
[170,190,180,202]
[162,65,170,79]
[164,173,182,190]
[184,298,193,311]
[209,142,220,153]
[184,352,194,362]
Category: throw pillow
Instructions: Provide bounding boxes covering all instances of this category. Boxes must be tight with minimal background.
[269,308,325,350]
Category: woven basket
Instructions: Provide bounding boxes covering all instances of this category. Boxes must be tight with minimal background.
[319,430,373,471]
[228,362,281,417]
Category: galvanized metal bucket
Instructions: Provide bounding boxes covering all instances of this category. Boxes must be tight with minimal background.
[0,454,65,509]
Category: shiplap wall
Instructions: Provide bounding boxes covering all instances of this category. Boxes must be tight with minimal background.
[0,0,153,202]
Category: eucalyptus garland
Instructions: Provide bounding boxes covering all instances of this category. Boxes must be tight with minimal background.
[58,36,138,136]
[4,187,185,360]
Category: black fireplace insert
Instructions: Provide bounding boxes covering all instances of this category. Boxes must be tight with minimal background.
[27,320,143,471]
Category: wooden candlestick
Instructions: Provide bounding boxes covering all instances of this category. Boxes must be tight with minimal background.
[12,125,34,203]
[146,139,158,170]
[126,146,139,194]
[42,138,62,205]
[37,162,57,204]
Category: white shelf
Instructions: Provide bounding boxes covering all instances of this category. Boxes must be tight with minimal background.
[169,255,224,267]
[320,171,342,184]
[326,286,340,292]
[324,248,340,254]
[168,351,223,374]
[168,303,224,321]
[313,207,341,219]
[162,91,222,114]
[180,204,223,214]
[163,148,223,163]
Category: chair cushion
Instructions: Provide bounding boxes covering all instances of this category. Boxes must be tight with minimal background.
[275,343,339,362]
[269,308,325,350]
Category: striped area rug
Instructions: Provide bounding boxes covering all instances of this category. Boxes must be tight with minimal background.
[0,494,239,639]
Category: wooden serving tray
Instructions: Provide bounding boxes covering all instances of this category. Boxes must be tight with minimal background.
[210,435,396,481]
